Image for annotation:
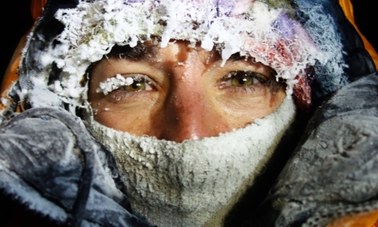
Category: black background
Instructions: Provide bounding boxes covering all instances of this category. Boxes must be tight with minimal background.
[1,0,377,84]
[1,0,34,81]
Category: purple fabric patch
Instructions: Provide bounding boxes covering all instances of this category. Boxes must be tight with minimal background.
[215,0,235,16]
[272,13,296,40]
[125,0,147,3]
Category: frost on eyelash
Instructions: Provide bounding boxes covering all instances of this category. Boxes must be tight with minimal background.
[97,74,134,95]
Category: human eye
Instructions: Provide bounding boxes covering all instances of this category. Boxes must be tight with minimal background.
[96,73,156,97]
[218,71,269,93]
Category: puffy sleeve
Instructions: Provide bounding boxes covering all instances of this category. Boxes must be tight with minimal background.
[256,73,378,226]
[0,107,153,226]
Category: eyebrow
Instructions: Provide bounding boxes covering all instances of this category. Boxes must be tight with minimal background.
[103,43,278,78]
[229,53,247,61]
[105,43,155,61]
[227,53,278,78]
[106,42,252,62]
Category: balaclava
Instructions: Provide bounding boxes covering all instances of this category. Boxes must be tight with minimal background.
[0,0,376,226]
[87,97,295,226]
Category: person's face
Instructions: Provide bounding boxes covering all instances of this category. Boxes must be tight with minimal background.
[88,41,287,142]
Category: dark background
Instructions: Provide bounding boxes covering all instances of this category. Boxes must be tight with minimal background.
[1,0,34,83]
[1,0,377,85]
[352,0,378,51]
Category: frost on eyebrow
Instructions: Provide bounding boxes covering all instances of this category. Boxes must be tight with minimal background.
[105,43,154,61]
[97,74,134,95]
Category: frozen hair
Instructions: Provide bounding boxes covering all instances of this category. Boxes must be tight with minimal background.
[4,0,374,116]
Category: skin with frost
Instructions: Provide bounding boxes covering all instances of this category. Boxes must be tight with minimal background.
[88,41,286,141]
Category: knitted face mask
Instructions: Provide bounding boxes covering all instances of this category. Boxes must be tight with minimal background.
[86,97,296,226]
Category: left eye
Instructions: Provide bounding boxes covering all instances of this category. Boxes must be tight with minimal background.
[220,71,267,88]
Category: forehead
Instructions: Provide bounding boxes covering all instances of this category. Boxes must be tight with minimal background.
[93,40,278,82]
[105,40,222,63]
[106,40,221,60]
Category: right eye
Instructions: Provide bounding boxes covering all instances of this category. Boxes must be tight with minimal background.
[119,76,153,93]
[224,71,266,87]
[97,73,155,96]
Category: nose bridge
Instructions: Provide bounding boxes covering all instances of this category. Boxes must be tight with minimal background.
[162,52,213,142]
[170,84,205,125]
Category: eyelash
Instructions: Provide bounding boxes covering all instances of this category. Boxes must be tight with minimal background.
[218,71,270,93]
[99,70,278,101]
[103,74,156,98]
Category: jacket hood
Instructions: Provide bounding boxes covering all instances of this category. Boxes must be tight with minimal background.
[3,0,376,115]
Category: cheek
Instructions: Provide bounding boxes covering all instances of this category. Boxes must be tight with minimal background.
[211,89,287,129]
[90,97,161,136]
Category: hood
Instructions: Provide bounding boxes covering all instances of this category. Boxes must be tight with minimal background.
[2,0,376,117]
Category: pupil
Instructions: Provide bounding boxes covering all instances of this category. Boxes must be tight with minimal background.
[132,82,142,89]
[239,77,248,85]
[130,78,145,91]
[235,74,251,86]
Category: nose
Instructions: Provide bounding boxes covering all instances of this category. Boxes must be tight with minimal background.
[161,88,216,142]
[158,52,226,142]
[161,84,228,142]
